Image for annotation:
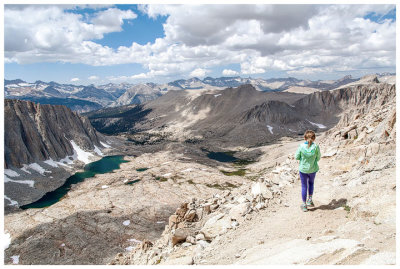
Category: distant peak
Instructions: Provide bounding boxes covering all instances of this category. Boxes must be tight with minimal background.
[5,79,26,85]
[338,75,352,81]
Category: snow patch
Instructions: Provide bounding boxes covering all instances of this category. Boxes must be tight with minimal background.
[28,163,49,175]
[101,185,109,189]
[4,175,35,188]
[307,120,327,129]
[11,255,20,264]
[44,158,59,167]
[4,169,19,177]
[4,195,19,207]
[123,220,131,226]
[70,140,93,164]
[19,83,32,86]
[214,94,222,97]
[181,168,193,173]
[100,141,111,148]
[156,221,165,224]
[94,145,103,156]
[162,173,172,177]
[267,125,274,134]
[21,166,31,174]
[4,232,12,250]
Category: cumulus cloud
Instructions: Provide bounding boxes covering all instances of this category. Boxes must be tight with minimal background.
[222,69,239,76]
[88,75,99,80]
[190,68,209,78]
[4,5,137,64]
[92,8,137,32]
[4,4,396,80]
[70,77,80,82]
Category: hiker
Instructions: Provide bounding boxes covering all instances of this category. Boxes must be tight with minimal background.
[295,130,321,212]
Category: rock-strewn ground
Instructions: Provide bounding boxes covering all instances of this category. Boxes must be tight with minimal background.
[4,149,250,264]
[109,83,396,265]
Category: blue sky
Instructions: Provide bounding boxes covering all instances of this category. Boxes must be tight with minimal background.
[4,4,396,85]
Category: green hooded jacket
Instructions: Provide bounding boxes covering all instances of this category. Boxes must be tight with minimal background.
[295,142,321,174]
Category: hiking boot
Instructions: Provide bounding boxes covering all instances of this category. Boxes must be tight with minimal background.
[300,203,308,212]
[306,197,314,207]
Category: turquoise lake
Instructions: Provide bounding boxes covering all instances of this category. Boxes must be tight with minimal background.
[21,155,128,209]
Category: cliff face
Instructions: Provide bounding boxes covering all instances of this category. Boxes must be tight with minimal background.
[294,83,395,116]
[4,99,103,168]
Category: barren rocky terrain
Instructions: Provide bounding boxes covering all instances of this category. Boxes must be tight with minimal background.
[108,81,396,265]
[4,145,252,264]
[4,78,396,265]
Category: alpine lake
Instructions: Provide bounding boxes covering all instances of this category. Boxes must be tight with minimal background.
[21,155,129,209]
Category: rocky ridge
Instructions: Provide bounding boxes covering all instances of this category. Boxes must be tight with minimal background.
[4,99,119,209]
[5,99,105,168]
[88,80,395,149]
[4,74,374,112]
[109,81,396,265]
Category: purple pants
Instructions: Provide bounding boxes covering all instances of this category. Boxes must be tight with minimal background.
[299,171,316,202]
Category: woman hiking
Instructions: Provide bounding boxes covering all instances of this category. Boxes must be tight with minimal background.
[295,130,321,212]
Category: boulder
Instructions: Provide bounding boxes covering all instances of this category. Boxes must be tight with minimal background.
[184,209,197,222]
[200,213,231,239]
[210,204,219,211]
[251,182,273,199]
[181,242,192,248]
[197,240,210,249]
[176,203,189,218]
[171,228,193,246]
[229,203,251,220]
[255,202,265,210]
[231,221,239,228]
[341,125,357,138]
[196,233,205,241]
[169,214,178,229]
[186,235,196,244]
[203,203,212,214]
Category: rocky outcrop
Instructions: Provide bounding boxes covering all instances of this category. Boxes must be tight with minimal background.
[4,99,117,210]
[5,99,103,168]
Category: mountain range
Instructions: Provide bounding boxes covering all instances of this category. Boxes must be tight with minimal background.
[84,75,395,148]
[6,74,393,113]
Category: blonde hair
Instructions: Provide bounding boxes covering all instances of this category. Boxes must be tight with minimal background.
[304,130,316,148]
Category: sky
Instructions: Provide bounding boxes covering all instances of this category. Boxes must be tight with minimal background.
[3,3,397,85]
